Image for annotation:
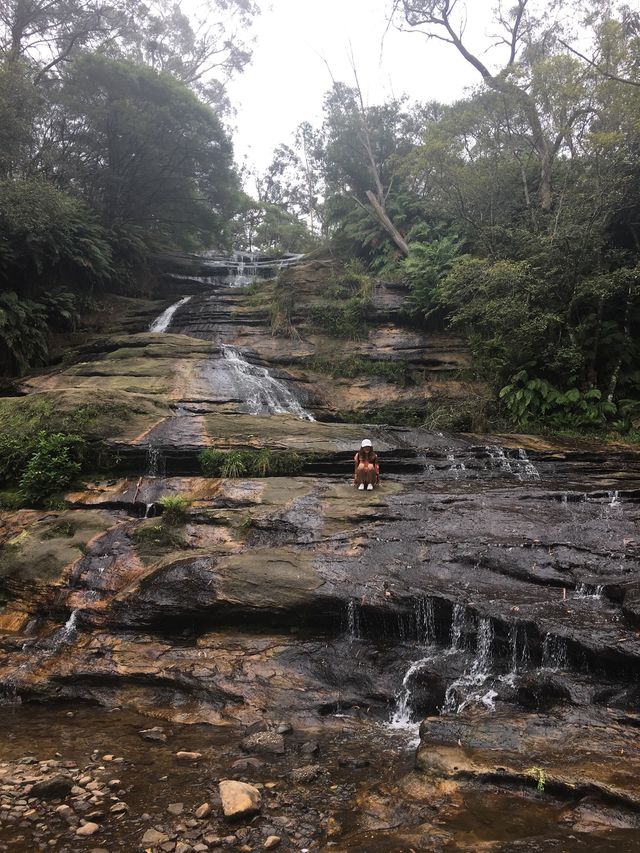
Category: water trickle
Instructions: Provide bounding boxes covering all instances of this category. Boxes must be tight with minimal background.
[609,490,620,508]
[146,445,163,478]
[221,346,315,420]
[449,603,467,651]
[144,503,154,519]
[575,583,604,600]
[486,445,513,473]
[515,449,541,480]
[508,623,530,673]
[389,656,433,737]
[149,296,192,333]
[447,453,466,479]
[443,617,495,714]
[346,600,362,640]
[415,598,436,646]
[542,633,568,670]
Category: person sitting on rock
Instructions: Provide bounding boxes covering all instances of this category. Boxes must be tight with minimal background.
[354,439,380,491]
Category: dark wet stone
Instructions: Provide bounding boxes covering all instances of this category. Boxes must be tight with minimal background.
[30,776,73,799]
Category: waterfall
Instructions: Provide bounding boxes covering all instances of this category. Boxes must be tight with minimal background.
[414,597,436,646]
[149,296,192,333]
[542,633,568,670]
[609,490,620,507]
[389,656,433,736]
[442,616,495,714]
[221,346,315,421]
[449,603,467,651]
[508,623,530,673]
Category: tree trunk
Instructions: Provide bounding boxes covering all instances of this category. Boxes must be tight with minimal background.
[366,191,410,257]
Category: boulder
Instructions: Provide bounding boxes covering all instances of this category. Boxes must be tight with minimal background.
[218,780,262,820]
[30,775,74,799]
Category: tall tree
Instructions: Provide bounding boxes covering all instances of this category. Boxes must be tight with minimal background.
[393,0,592,212]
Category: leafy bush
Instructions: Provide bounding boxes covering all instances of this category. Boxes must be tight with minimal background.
[159,494,192,526]
[500,372,618,430]
[402,235,465,323]
[199,448,305,478]
[19,432,84,502]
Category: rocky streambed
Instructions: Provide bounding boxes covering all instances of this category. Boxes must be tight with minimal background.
[1,259,640,851]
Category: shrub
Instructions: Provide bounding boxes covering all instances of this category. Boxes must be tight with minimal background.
[199,448,305,478]
[500,372,618,430]
[19,432,84,503]
[308,295,371,339]
[158,494,192,526]
[0,490,26,510]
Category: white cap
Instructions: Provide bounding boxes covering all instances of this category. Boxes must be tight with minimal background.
[361,439,373,448]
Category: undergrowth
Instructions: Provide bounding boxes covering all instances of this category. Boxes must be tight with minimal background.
[199,448,306,478]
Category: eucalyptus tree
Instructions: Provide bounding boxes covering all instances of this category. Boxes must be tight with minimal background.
[392,0,597,213]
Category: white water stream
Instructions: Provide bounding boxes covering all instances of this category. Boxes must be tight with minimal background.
[220,345,315,421]
[149,296,192,333]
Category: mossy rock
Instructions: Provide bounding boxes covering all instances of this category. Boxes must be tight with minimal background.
[0,510,115,588]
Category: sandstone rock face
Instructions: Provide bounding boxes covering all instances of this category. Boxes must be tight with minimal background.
[218,780,262,820]
[2,259,640,850]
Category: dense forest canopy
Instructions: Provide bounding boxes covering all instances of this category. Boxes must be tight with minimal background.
[0,0,639,436]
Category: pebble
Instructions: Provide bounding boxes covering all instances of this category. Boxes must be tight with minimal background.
[76,822,100,837]
[142,828,170,846]
[264,837,281,849]
[176,752,202,762]
[194,803,211,819]
[168,802,184,815]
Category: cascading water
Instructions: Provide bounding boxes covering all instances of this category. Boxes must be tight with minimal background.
[542,633,568,670]
[221,346,315,421]
[389,597,437,737]
[146,445,163,477]
[508,623,531,673]
[447,453,466,479]
[516,448,541,480]
[575,583,605,600]
[449,602,467,651]
[442,617,495,713]
[149,296,192,333]
[414,597,437,646]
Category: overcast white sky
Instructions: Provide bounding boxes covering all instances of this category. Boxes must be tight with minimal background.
[227,0,490,173]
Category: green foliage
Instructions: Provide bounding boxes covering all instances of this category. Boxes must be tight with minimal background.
[60,54,240,249]
[306,355,412,385]
[18,432,84,503]
[308,296,371,339]
[527,767,546,793]
[199,449,305,478]
[402,234,466,322]
[158,495,192,526]
[500,373,618,430]
[0,490,26,511]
